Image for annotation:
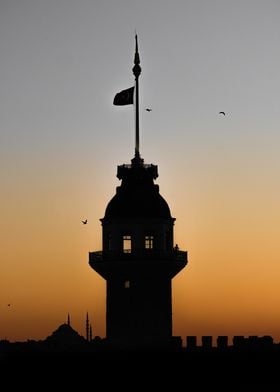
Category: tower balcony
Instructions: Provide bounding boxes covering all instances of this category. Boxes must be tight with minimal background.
[89,249,187,279]
[89,249,188,264]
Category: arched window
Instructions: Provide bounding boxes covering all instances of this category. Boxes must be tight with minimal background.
[124,280,130,289]
[123,235,132,253]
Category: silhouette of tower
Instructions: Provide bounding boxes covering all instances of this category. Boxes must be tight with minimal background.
[89,36,187,343]
[67,313,71,326]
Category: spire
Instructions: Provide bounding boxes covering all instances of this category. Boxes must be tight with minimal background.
[132,34,142,162]
[89,324,93,341]
[67,313,71,326]
[86,312,89,341]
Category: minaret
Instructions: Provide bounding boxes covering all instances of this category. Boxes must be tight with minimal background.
[89,36,187,344]
[67,313,71,326]
[86,312,89,341]
[89,324,93,341]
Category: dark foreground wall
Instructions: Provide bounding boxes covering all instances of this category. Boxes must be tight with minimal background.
[2,348,280,387]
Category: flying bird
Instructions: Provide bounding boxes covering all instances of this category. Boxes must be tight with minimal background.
[219,111,226,116]
[7,304,11,307]
[82,219,88,225]
[145,108,152,112]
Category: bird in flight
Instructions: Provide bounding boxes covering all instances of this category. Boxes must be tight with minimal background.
[82,219,88,225]
[145,108,152,112]
[7,304,11,307]
[219,111,226,116]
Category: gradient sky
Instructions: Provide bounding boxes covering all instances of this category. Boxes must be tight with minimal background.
[1,0,280,343]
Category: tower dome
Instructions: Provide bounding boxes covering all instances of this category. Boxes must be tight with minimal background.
[104,158,172,220]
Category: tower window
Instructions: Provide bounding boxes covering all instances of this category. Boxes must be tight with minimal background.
[145,235,154,249]
[108,234,112,250]
[123,235,132,253]
[124,280,130,289]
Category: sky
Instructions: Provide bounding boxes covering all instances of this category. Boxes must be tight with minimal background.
[1,0,280,343]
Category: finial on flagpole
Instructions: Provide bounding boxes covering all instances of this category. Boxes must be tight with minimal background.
[133,34,141,78]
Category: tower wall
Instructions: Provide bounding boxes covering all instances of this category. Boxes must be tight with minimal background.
[106,272,172,338]
[102,219,174,253]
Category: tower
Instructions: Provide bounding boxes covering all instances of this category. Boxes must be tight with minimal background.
[89,36,187,343]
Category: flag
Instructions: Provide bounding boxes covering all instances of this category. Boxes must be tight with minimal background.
[113,87,134,105]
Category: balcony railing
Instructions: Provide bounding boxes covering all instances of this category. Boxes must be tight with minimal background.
[118,163,156,170]
[89,249,188,264]
[117,163,158,180]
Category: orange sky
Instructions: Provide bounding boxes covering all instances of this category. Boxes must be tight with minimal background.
[1,147,280,343]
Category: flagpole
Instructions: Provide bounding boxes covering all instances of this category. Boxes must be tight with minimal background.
[132,34,141,159]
